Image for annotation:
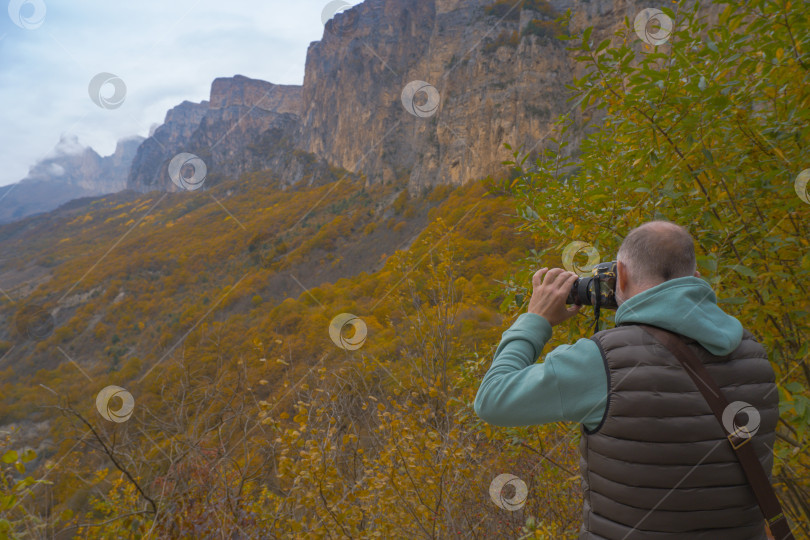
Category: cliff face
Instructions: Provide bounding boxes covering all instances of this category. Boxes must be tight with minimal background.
[100,138,145,191]
[126,0,701,193]
[209,75,301,113]
[128,76,317,192]
[299,0,577,189]
[298,0,658,190]
[127,100,210,192]
[0,135,143,223]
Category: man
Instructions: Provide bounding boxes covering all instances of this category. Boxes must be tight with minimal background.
[474,221,779,539]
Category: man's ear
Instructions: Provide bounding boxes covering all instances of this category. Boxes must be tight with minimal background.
[694,270,701,277]
[617,260,628,292]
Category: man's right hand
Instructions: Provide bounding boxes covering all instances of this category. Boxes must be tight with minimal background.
[527,267,582,327]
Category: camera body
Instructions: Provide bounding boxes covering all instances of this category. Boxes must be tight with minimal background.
[566,261,618,310]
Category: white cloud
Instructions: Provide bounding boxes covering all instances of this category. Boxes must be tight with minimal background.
[48,163,65,176]
[0,0,344,187]
[47,134,85,158]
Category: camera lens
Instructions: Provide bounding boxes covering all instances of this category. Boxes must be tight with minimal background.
[567,276,595,306]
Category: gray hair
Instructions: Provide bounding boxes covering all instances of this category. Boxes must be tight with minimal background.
[617,221,697,287]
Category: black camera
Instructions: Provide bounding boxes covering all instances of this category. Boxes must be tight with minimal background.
[566,261,618,310]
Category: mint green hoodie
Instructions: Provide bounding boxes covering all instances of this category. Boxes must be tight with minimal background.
[473,276,744,430]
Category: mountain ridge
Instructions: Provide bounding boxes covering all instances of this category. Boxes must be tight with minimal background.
[124,0,672,194]
[3,0,705,216]
[0,135,144,224]
[125,0,597,193]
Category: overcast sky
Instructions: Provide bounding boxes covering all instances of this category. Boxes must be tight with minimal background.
[0,0,362,187]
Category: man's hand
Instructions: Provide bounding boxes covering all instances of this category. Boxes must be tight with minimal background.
[527,268,583,327]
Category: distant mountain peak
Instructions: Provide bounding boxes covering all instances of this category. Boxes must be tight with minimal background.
[0,135,145,224]
[47,133,87,159]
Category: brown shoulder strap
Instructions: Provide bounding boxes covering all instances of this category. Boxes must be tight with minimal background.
[637,324,794,540]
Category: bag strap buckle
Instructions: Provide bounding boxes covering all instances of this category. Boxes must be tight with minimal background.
[767,512,785,526]
[727,424,753,449]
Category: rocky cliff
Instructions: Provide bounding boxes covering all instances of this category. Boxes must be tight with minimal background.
[297,0,682,190]
[126,0,705,193]
[300,0,576,189]
[0,135,143,223]
[127,100,210,192]
[126,76,337,192]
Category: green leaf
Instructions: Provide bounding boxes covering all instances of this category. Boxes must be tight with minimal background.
[595,38,610,53]
[1,451,17,464]
[582,27,593,48]
[795,396,807,416]
[728,264,757,278]
[702,148,714,163]
[0,495,14,511]
[717,296,746,305]
[697,254,717,273]
[660,6,676,19]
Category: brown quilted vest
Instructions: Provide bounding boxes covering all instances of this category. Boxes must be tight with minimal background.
[578,323,779,539]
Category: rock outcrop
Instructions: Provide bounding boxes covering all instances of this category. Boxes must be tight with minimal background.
[127,76,327,192]
[127,100,210,192]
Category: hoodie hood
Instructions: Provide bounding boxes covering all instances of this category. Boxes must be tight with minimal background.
[615,276,743,356]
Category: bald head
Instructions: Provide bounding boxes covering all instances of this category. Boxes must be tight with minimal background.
[617,221,697,289]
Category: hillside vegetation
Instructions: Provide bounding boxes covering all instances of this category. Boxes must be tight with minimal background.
[1,0,808,537]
